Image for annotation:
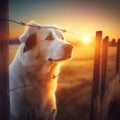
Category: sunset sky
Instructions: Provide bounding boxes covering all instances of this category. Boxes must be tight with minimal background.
[9,0,120,41]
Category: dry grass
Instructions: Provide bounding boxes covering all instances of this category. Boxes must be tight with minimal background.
[102,75,120,120]
[9,45,117,120]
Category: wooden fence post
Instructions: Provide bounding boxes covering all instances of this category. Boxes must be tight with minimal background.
[100,36,109,101]
[90,31,102,120]
[0,0,10,120]
[100,36,109,120]
[116,39,120,74]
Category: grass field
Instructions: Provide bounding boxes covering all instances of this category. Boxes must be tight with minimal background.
[9,45,117,120]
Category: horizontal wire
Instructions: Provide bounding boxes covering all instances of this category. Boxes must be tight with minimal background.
[0,17,77,34]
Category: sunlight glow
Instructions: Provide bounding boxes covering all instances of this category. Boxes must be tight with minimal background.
[82,35,90,44]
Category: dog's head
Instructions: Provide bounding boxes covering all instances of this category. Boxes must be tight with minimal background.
[19,22,73,66]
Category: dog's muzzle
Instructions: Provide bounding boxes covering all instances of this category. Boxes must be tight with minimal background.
[48,44,73,62]
[63,44,73,58]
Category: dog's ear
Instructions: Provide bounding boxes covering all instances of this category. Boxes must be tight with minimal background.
[23,33,37,52]
[19,21,38,43]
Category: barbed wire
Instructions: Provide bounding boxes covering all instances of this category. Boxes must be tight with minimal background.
[0,17,76,34]
[9,84,31,92]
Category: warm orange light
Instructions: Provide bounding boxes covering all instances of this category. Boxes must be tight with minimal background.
[82,35,90,44]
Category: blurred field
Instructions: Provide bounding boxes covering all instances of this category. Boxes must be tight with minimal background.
[9,45,117,120]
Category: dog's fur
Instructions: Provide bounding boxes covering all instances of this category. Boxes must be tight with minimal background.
[9,22,73,120]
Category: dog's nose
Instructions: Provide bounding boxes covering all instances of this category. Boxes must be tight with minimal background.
[63,44,73,52]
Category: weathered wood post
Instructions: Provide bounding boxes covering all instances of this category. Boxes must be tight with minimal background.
[0,0,10,120]
[100,36,109,120]
[116,39,120,74]
[90,31,102,120]
[100,36,109,101]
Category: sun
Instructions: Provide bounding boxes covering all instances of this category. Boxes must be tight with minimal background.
[82,35,90,44]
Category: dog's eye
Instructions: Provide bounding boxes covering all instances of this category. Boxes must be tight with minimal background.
[46,35,53,41]
[60,35,64,40]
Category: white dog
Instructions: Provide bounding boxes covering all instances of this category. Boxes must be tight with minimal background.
[9,22,73,120]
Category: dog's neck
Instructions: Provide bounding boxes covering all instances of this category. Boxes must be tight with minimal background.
[21,61,59,80]
[16,53,60,83]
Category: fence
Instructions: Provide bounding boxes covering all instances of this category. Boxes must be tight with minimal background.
[90,31,120,120]
[0,0,10,120]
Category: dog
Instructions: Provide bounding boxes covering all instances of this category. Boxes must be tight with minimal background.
[9,21,73,120]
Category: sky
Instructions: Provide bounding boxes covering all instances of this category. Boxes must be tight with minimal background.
[9,0,120,41]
